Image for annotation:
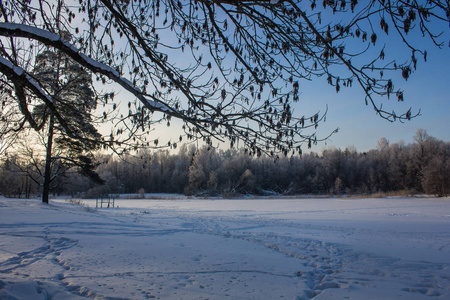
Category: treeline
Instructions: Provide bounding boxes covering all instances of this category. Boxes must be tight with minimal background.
[1,129,449,198]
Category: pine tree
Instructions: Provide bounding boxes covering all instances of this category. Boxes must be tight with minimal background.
[32,48,103,203]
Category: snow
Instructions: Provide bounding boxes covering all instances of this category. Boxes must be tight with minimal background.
[0,56,54,105]
[1,196,449,299]
[0,22,170,113]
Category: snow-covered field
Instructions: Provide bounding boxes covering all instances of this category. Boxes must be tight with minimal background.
[1,196,449,299]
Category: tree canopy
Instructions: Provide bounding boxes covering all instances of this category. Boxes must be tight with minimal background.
[0,0,449,157]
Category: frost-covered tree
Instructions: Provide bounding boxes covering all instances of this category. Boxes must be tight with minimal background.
[411,129,450,195]
[422,154,450,197]
[7,129,444,197]
[0,0,449,171]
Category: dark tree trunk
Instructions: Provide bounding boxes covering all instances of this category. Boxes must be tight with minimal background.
[42,113,54,204]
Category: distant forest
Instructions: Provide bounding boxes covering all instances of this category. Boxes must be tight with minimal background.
[1,129,449,198]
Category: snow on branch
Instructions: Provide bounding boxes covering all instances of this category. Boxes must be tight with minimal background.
[0,23,172,115]
[0,56,80,138]
[0,56,53,104]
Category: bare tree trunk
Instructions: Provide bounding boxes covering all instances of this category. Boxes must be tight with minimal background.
[42,113,54,203]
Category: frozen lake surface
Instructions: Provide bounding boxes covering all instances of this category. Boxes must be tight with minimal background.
[1,196,449,299]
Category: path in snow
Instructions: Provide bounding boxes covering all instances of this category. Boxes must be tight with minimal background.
[0,196,449,299]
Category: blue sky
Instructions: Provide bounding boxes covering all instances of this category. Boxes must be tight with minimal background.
[298,44,450,152]
[293,20,450,152]
[113,38,449,154]
[102,4,450,154]
[147,45,449,153]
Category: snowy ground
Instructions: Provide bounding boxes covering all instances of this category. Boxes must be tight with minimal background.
[1,196,449,299]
